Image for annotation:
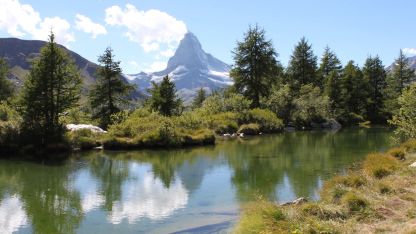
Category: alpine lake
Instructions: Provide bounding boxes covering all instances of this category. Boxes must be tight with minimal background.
[0,127,392,233]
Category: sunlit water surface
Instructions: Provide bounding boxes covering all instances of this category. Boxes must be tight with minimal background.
[0,128,392,233]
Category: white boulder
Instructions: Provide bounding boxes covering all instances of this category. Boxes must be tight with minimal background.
[66,124,107,133]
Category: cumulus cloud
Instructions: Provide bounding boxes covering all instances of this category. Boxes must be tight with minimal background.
[0,0,74,45]
[105,4,187,53]
[75,14,107,38]
[403,48,416,56]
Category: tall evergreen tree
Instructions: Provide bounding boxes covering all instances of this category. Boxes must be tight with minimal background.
[230,25,281,107]
[89,47,134,128]
[339,61,368,122]
[20,32,82,144]
[148,75,182,116]
[0,58,14,101]
[384,49,415,115]
[192,87,206,109]
[318,46,342,89]
[286,37,318,89]
[362,56,387,123]
[324,70,342,118]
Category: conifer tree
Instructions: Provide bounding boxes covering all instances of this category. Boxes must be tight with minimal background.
[318,46,342,89]
[0,58,14,101]
[89,47,134,128]
[20,32,82,144]
[339,61,368,122]
[148,75,182,116]
[192,87,206,109]
[384,49,415,115]
[231,25,281,107]
[286,37,318,89]
[362,55,387,123]
[324,70,342,118]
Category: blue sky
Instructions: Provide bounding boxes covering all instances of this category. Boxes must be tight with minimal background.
[0,0,415,74]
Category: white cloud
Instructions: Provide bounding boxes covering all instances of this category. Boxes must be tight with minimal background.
[145,61,167,72]
[75,14,107,38]
[160,48,175,58]
[0,0,74,45]
[403,48,416,56]
[105,4,187,53]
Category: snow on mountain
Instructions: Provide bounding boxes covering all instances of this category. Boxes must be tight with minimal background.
[128,32,233,101]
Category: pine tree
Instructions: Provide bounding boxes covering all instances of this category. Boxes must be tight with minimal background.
[286,37,318,89]
[89,47,134,128]
[0,58,14,101]
[20,32,82,144]
[384,49,415,115]
[318,46,342,90]
[148,75,182,116]
[230,25,282,107]
[192,88,206,109]
[339,61,368,123]
[362,55,387,123]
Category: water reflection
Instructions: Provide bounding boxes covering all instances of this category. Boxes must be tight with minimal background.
[0,195,27,233]
[0,128,392,233]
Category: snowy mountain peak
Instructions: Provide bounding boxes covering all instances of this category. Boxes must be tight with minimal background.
[129,32,233,103]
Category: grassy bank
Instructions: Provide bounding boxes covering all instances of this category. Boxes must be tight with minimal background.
[235,139,416,234]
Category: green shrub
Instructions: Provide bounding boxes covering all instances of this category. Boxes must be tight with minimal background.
[342,192,368,212]
[66,129,101,150]
[240,108,283,133]
[363,153,399,179]
[387,147,406,160]
[238,123,260,135]
[204,112,239,134]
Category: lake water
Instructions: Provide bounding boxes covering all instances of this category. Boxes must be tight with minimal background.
[0,128,392,234]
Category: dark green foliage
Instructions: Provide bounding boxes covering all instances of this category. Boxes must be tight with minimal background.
[0,58,14,101]
[324,70,342,118]
[363,55,387,123]
[148,75,183,116]
[318,46,342,90]
[286,37,318,89]
[292,84,329,125]
[231,25,282,107]
[20,33,82,146]
[384,50,415,115]
[192,88,206,109]
[339,61,369,124]
[240,108,283,133]
[89,47,134,129]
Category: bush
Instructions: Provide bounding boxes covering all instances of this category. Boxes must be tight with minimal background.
[66,129,101,150]
[238,123,260,135]
[342,192,368,212]
[204,112,239,134]
[363,153,399,179]
[239,108,283,133]
[387,147,406,160]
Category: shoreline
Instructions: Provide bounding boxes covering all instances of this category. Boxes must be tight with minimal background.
[234,138,416,233]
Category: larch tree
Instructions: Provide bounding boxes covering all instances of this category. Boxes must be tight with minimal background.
[286,37,318,89]
[192,87,207,109]
[20,32,82,145]
[384,49,415,115]
[230,25,281,107]
[318,46,342,90]
[89,47,135,129]
[362,55,387,123]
